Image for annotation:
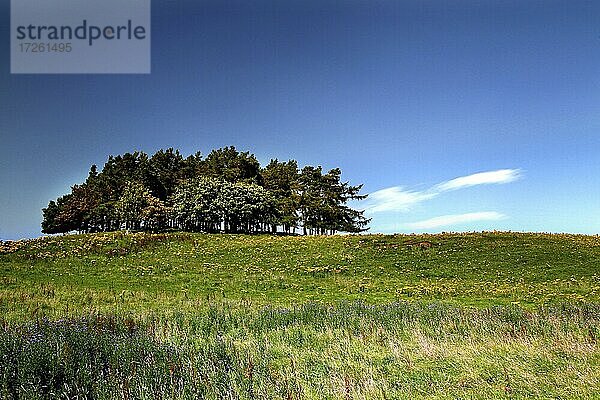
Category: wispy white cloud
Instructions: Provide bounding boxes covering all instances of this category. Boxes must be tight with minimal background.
[365,186,436,213]
[364,169,521,214]
[434,169,521,192]
[404,211,506,230]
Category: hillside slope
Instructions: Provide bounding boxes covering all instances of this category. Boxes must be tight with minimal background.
[1,231,599,318]
[2,232,600,398]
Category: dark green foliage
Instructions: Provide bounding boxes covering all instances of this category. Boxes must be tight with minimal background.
[298,166,370,235]
[41,147,369,235]
[147,148,186,200]
[262,159,300,233]
[40,201,61,234]
[203,146,262,184]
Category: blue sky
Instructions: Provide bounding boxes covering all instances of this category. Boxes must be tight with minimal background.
[1,0,600,239]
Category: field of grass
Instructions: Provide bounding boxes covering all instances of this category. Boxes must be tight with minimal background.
[2,231,600,317]
[1,232,600,398]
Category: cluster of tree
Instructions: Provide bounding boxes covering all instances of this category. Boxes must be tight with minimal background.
[42,147,370,235]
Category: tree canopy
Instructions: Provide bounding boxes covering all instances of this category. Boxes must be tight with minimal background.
[42,147,370,235]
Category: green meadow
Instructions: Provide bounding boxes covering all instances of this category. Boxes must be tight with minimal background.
[1,232,600,398]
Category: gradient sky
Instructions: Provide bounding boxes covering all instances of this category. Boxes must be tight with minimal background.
[1,0,600,240]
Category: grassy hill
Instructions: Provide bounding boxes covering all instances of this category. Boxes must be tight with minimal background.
[1,231,600,318]
[1,232,600,398]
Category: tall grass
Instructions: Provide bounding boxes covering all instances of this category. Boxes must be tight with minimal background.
[3,232,600,397]
[2,301,599,399]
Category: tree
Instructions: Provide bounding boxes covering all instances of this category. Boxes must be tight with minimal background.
[115,182,166,231]
[50,185,100,233]
[41,200,62,234]
[96,152,152,201]
[147,148,185,200]
[41,146,370,235]
[298,166,324,235]
[169,177,222,232]
[262,159,300,233]
[141,195,169,231]
[87,202,117,232]
[298,166,370,235]
[323,168,370,233]
[204,146,262,184]
[180,152,204,181]
[218,181,276,233]
[169,178,276,233]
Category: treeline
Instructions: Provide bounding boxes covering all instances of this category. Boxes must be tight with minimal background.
[42,147,370,235]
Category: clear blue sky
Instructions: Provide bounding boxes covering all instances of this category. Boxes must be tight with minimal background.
[1,0,600,240]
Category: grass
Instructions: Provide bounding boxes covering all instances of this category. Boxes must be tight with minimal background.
[1,231,600,398]
[2,231,600,317]
[2,302,600,399]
